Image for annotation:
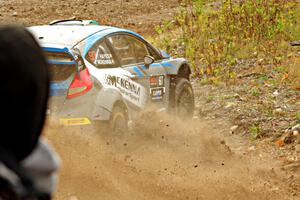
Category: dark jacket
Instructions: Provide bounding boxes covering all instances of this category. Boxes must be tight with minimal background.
[0,25,53,200]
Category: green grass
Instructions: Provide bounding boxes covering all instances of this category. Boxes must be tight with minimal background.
[249,124,261,141]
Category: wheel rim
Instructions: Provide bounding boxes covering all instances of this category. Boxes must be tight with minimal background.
[177,86,194,117]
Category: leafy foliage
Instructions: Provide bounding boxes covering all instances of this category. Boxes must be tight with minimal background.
[154,0,299,85]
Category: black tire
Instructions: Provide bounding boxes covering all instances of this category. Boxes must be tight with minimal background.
[175,78,195,119]
[109,105,128,134]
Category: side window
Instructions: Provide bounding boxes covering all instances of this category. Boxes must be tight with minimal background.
[127,36,149,63]
[108,35,137,66]
[85,40,116,68]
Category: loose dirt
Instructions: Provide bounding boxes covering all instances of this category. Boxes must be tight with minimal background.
[0,0,179,35]
[45,113,298,200]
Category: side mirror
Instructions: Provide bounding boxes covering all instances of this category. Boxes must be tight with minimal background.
[144,55,155,68]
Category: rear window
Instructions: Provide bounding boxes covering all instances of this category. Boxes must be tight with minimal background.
[50,64,76,82]
[44,52,77,82]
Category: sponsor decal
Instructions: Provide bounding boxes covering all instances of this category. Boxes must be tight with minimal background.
[105,75,144,104]
[60,118,91,126]
[105,75,140,95]
[87,64,148,108]
[150,88,164,100]
[149,75,165,100]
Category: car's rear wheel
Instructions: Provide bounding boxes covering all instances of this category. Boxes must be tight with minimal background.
[110,105,128,134]
[175,78,195,119]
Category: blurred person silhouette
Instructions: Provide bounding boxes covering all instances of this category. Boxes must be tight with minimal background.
[0,26,60,200]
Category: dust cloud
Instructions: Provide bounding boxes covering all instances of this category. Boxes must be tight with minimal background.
[45,111,293,200]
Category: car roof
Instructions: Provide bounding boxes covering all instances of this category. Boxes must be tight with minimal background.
[28,25,116,47]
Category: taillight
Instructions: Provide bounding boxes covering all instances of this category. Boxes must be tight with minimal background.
[67,68,93,99]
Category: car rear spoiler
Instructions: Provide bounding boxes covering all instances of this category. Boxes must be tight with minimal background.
[42,47,77,65]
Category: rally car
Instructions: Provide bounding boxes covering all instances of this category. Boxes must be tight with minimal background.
[28,19,194,133]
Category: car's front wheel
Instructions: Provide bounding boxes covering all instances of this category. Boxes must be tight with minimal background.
[175,77,195,119]
[110,105,128,134]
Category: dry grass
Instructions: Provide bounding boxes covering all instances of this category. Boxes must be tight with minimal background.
[288,61,300,87]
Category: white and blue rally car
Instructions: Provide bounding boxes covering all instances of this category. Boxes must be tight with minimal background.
[29,19,194,133]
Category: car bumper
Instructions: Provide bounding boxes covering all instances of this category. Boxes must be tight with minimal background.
[47,87,111,126]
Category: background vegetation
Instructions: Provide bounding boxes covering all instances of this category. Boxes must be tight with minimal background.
[151,0,300,142]
[154,0,300,87]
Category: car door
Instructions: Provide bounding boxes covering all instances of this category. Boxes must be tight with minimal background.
[84,37,148,109]
[107,33,167,100]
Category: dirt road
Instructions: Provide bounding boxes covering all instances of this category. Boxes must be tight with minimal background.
[46,114,298,200]
[0,0,178,35]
